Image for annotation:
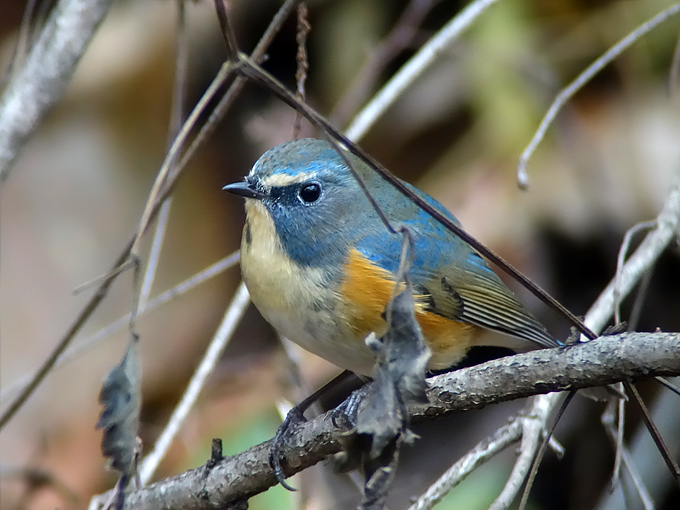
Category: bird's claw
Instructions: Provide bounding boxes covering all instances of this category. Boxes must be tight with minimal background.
[269,405,307,491]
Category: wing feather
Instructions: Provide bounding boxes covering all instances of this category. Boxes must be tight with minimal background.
[422,270,558,349]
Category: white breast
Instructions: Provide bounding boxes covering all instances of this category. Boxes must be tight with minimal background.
[240,199,377,375]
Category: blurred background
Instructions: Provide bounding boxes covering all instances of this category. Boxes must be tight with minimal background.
[1,0,679,509]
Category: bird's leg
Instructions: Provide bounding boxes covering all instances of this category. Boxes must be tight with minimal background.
[269,370,357,490]
[330,383,372,430]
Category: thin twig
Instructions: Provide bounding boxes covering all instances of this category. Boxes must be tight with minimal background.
[138,0,190,311]
[0,252,239,405]
[1,0,40,88]
[140,201,172,311]
[518,2,680,188]
[489,396,555,510]
[322,134,399,235]
[276,337,323,507]
[669,33,680,101]
[596,380,680,510]
[208,4,402,239]
[628,269,653,332]
[585,174,680,336]
[291,2,310,140]
[625,381,680,484]
[213,0,239,62]
[0,238,133,431]
[0,0,299,435]
[618,448,655,510]
[601,399,654,510]
[613,221,655,324]
[113,6,190,492]
[138,282,251,485]
[345,0,502,142]
[134,0,302,245]
[0,0,115,183]
[134,3,308,489]
[330,0,439,128]
[71,259,135,295]
[602,177,680,481]
[0,60,234,430]
[173,0,301,180]
[130,60,234,258]
[655,376,680,398]
[614,399,626,488]
[500,172,680,509]
[517,392,575,510]
[406,419,523,510]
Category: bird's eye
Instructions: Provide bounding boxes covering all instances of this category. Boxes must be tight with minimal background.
[299,183,321,203]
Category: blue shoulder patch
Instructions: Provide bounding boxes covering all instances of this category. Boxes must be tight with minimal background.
[355,182,496,283]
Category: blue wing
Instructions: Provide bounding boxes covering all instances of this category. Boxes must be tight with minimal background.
[355,182,558,349]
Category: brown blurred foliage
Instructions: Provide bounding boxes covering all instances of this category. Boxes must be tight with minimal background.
[1,1,679,509]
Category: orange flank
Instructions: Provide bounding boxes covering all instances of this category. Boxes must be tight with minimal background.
[339,249,480,370]
[338,248,395,338]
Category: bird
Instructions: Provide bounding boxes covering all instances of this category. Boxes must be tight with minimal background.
[224,138,558,377]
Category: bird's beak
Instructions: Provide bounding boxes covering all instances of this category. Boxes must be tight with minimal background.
[223,180,268,200]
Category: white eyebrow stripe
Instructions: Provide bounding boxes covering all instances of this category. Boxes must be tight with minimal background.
[260,171,316,187]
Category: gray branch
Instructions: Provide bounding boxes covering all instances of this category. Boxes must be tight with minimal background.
[0,0,114,184]
[124,331,680,510]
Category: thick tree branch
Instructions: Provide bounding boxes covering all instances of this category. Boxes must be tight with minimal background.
[0,0,114,183]
[124,331,679,509]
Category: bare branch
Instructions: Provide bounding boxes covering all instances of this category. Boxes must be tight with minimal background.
[492,170,680,510]
[130,60,235,257]
[137,0,190,313]
[0,252,240,405]
[138,282,251,485]
[613,221,656,324]
[585,174,680,336]
[0,0,114,183]
[345,0,502,142]
[330,0,439,128]
[406,419,522,510]
[517,2,680,188]
[0,237,133,432]
[0,0,301,435]
[123,332,680,509]
[489,396,553,510]
[601,400,654,510]
[597,378,680,510]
